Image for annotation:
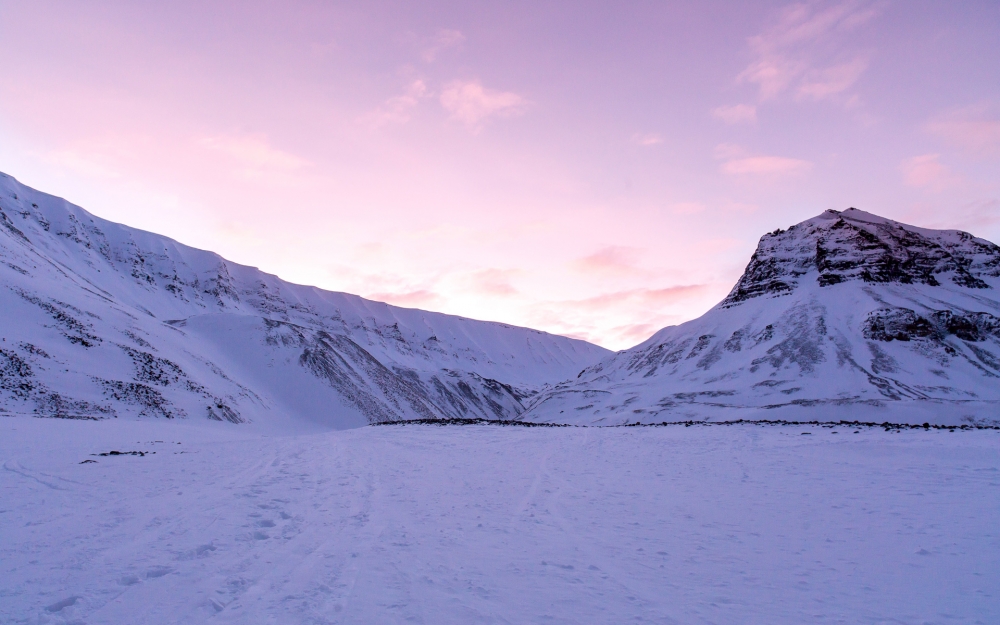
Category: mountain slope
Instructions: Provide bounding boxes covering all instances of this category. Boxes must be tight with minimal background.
[0,173,609,428]
[522,209,1000,425]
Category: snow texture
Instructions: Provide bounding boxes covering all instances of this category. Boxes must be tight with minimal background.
[2,176,999,624]
[2,417,998,624]
[0,172,609,428]
[524,208,1000,425]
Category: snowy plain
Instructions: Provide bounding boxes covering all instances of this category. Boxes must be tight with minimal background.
[2,417,998,624]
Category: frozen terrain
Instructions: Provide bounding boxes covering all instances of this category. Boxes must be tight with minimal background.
[0,172,608,427]
[1,417,998,624]
[3,170,999,428]
[525,208,1000,425]
[2,177,998,624]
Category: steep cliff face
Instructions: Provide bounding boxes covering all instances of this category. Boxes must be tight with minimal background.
[724,208,998,305]
[523,209,1000,425]
[0,173,609,428]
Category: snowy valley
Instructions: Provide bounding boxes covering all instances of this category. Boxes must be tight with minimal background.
[4,172,999,429]
[2,175,999,625]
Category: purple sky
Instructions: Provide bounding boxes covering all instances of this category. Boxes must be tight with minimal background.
[2,1,998,349]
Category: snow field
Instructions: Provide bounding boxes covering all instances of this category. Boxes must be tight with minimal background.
[1,417,998,624]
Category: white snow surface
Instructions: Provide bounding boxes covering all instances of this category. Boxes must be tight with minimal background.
[524,208,1000,425]
[2,417,998,624]
[0,172,609,427]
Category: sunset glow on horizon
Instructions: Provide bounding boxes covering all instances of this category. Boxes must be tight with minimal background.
[1,0,998,349]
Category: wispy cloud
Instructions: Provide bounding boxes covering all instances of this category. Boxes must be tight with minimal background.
[723,156,812,176]
[925,104,1000,156]
[631,132,663,146]
[440,80,528,127]
[606,322,662,347]
[360,80,429,127]
[199,135,310,172]
[796,57,868,100]
[737,1,879,103]
[422,29,465,62]
[466,268,520,296]
[715,143,812,176]
[525,285,711,347]
[574,246,643,275]
[899,154,961,192]
[712,104,757,124]
[367,289,442,308]
[570,285,707,311]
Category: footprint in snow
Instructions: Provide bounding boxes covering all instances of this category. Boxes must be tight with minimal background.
[145,566,173,579]
[45,596,80,613]
[195,544,217,557]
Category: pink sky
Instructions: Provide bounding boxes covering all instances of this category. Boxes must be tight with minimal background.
[1,0,998,349]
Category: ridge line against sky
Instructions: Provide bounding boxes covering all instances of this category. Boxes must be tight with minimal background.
[1,0,998,350]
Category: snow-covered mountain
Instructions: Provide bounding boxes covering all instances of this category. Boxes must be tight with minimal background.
[523,208,1000,425]
[4,171,997,429]
[0,172,609,428]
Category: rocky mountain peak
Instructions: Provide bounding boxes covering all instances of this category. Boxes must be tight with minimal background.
[723,208,1000,306]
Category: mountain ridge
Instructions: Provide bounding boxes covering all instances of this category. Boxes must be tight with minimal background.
[521,208,1000,426]
[0,172,609,429]
[3,172,998,428]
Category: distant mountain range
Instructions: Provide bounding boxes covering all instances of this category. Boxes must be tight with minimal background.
[2,173,998,427]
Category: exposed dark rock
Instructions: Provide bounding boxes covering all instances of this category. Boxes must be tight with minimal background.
[119,345,187,386]
[35,392,113,419]
[99,379,175,418]
[207,401,244,423]
[0,348,34,399]
[723,209,999,306]
[14,289,102,347]
[864,308,1000,343]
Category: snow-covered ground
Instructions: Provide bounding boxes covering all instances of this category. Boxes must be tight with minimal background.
[3,417,998,624]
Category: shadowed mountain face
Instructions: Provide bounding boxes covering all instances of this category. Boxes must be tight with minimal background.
[0,173,609,428]
[522,209,1000,426]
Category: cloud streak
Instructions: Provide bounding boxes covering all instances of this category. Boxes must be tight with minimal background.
[422,29,465,62]
[440,80,528,127]
[715,144,812,176]
[796,57,868,100]
[199,135,310,172]
[712,104,757,124]
[899,154,961,192]
[723,156,812,176]
[567,285,708,311]
[574,246,643,276]
[361,80,429,127]
[632,132,664,146]
[367,289,442,308]
[925,104,1000,156]
[466,268,520,296]
[737,1,878,103]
